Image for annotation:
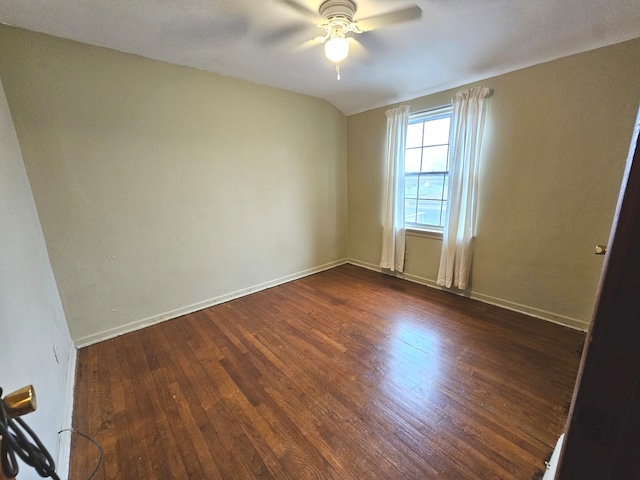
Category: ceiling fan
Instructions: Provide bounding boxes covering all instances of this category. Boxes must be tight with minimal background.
[274,0,422,79]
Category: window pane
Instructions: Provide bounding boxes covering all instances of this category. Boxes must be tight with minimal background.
[405,174,418,198]
[405,148,422,173]
[423,117,450,146]
[417,173,446,200]
[404,108,452,230]
[417,200,444,227]
[421,145,448,172]
[404,198,418,223]
[406,122,423,149]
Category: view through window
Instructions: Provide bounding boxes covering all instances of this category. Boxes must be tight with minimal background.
[404,106,452,230]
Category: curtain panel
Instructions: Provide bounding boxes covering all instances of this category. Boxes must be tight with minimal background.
[380,105,410,272]
[437,87,491,289]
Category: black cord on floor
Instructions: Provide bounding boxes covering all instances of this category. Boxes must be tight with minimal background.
[1,387,102,480]
[0,391,60,479]
[58,428,103,480]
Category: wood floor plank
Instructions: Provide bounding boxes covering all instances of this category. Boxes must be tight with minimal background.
[69,264,584,479]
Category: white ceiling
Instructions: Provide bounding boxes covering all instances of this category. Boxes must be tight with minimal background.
[1,0,639,115]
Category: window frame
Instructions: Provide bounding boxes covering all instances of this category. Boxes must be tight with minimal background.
[404,104,453,234]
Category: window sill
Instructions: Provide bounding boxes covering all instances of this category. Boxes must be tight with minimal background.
[406,228,443,240]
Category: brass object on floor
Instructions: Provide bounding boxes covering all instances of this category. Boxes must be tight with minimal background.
[2,385,37,418]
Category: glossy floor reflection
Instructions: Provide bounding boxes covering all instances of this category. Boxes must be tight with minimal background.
[385,320,442,407]
[71,265,584,480]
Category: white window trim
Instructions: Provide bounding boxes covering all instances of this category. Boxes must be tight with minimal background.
[409,105,452,124]
[406,227,443,240]
[404,104,453,235]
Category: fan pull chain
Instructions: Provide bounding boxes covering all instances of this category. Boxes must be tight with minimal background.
[336,62,341,80]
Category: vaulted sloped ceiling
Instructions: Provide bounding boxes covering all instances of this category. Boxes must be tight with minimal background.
[1,0,639,114]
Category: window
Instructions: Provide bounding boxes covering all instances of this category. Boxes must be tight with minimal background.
[404,105,452,231]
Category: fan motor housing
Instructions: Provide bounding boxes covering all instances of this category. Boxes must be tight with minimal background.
[319,0,357,22]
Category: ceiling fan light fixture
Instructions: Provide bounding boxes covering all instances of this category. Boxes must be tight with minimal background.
[324,32,349,63]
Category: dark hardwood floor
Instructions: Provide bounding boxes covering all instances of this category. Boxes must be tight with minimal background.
[69,264,584,479]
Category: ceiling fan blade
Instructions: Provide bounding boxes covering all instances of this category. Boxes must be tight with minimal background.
[262,23,314,48]
[347,37,372,64]
[293,35,326,53]
[274,0,322,21]
[353,5,422,32]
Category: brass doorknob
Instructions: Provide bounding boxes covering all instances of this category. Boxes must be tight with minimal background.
[595,245,607,255]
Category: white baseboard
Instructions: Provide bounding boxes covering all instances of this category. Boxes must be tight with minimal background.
[56,342,77,480]
[347,259,589,332]
[75,259,348,348]
[74,256,587,347]
[461,287,588,331]
[347,258,386,274]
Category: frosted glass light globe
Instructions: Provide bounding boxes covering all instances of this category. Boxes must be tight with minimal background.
[324,36,349,63]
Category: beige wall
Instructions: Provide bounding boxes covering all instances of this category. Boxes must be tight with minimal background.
[2,23,638,343]
[348,37,640,329]
[0,26,348,345]
[0,75,75,476]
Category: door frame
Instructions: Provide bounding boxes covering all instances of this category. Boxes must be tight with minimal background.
[556,110,640,478]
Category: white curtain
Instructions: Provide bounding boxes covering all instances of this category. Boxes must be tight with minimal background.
[437,87,491,289]
[380,105,410,272]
